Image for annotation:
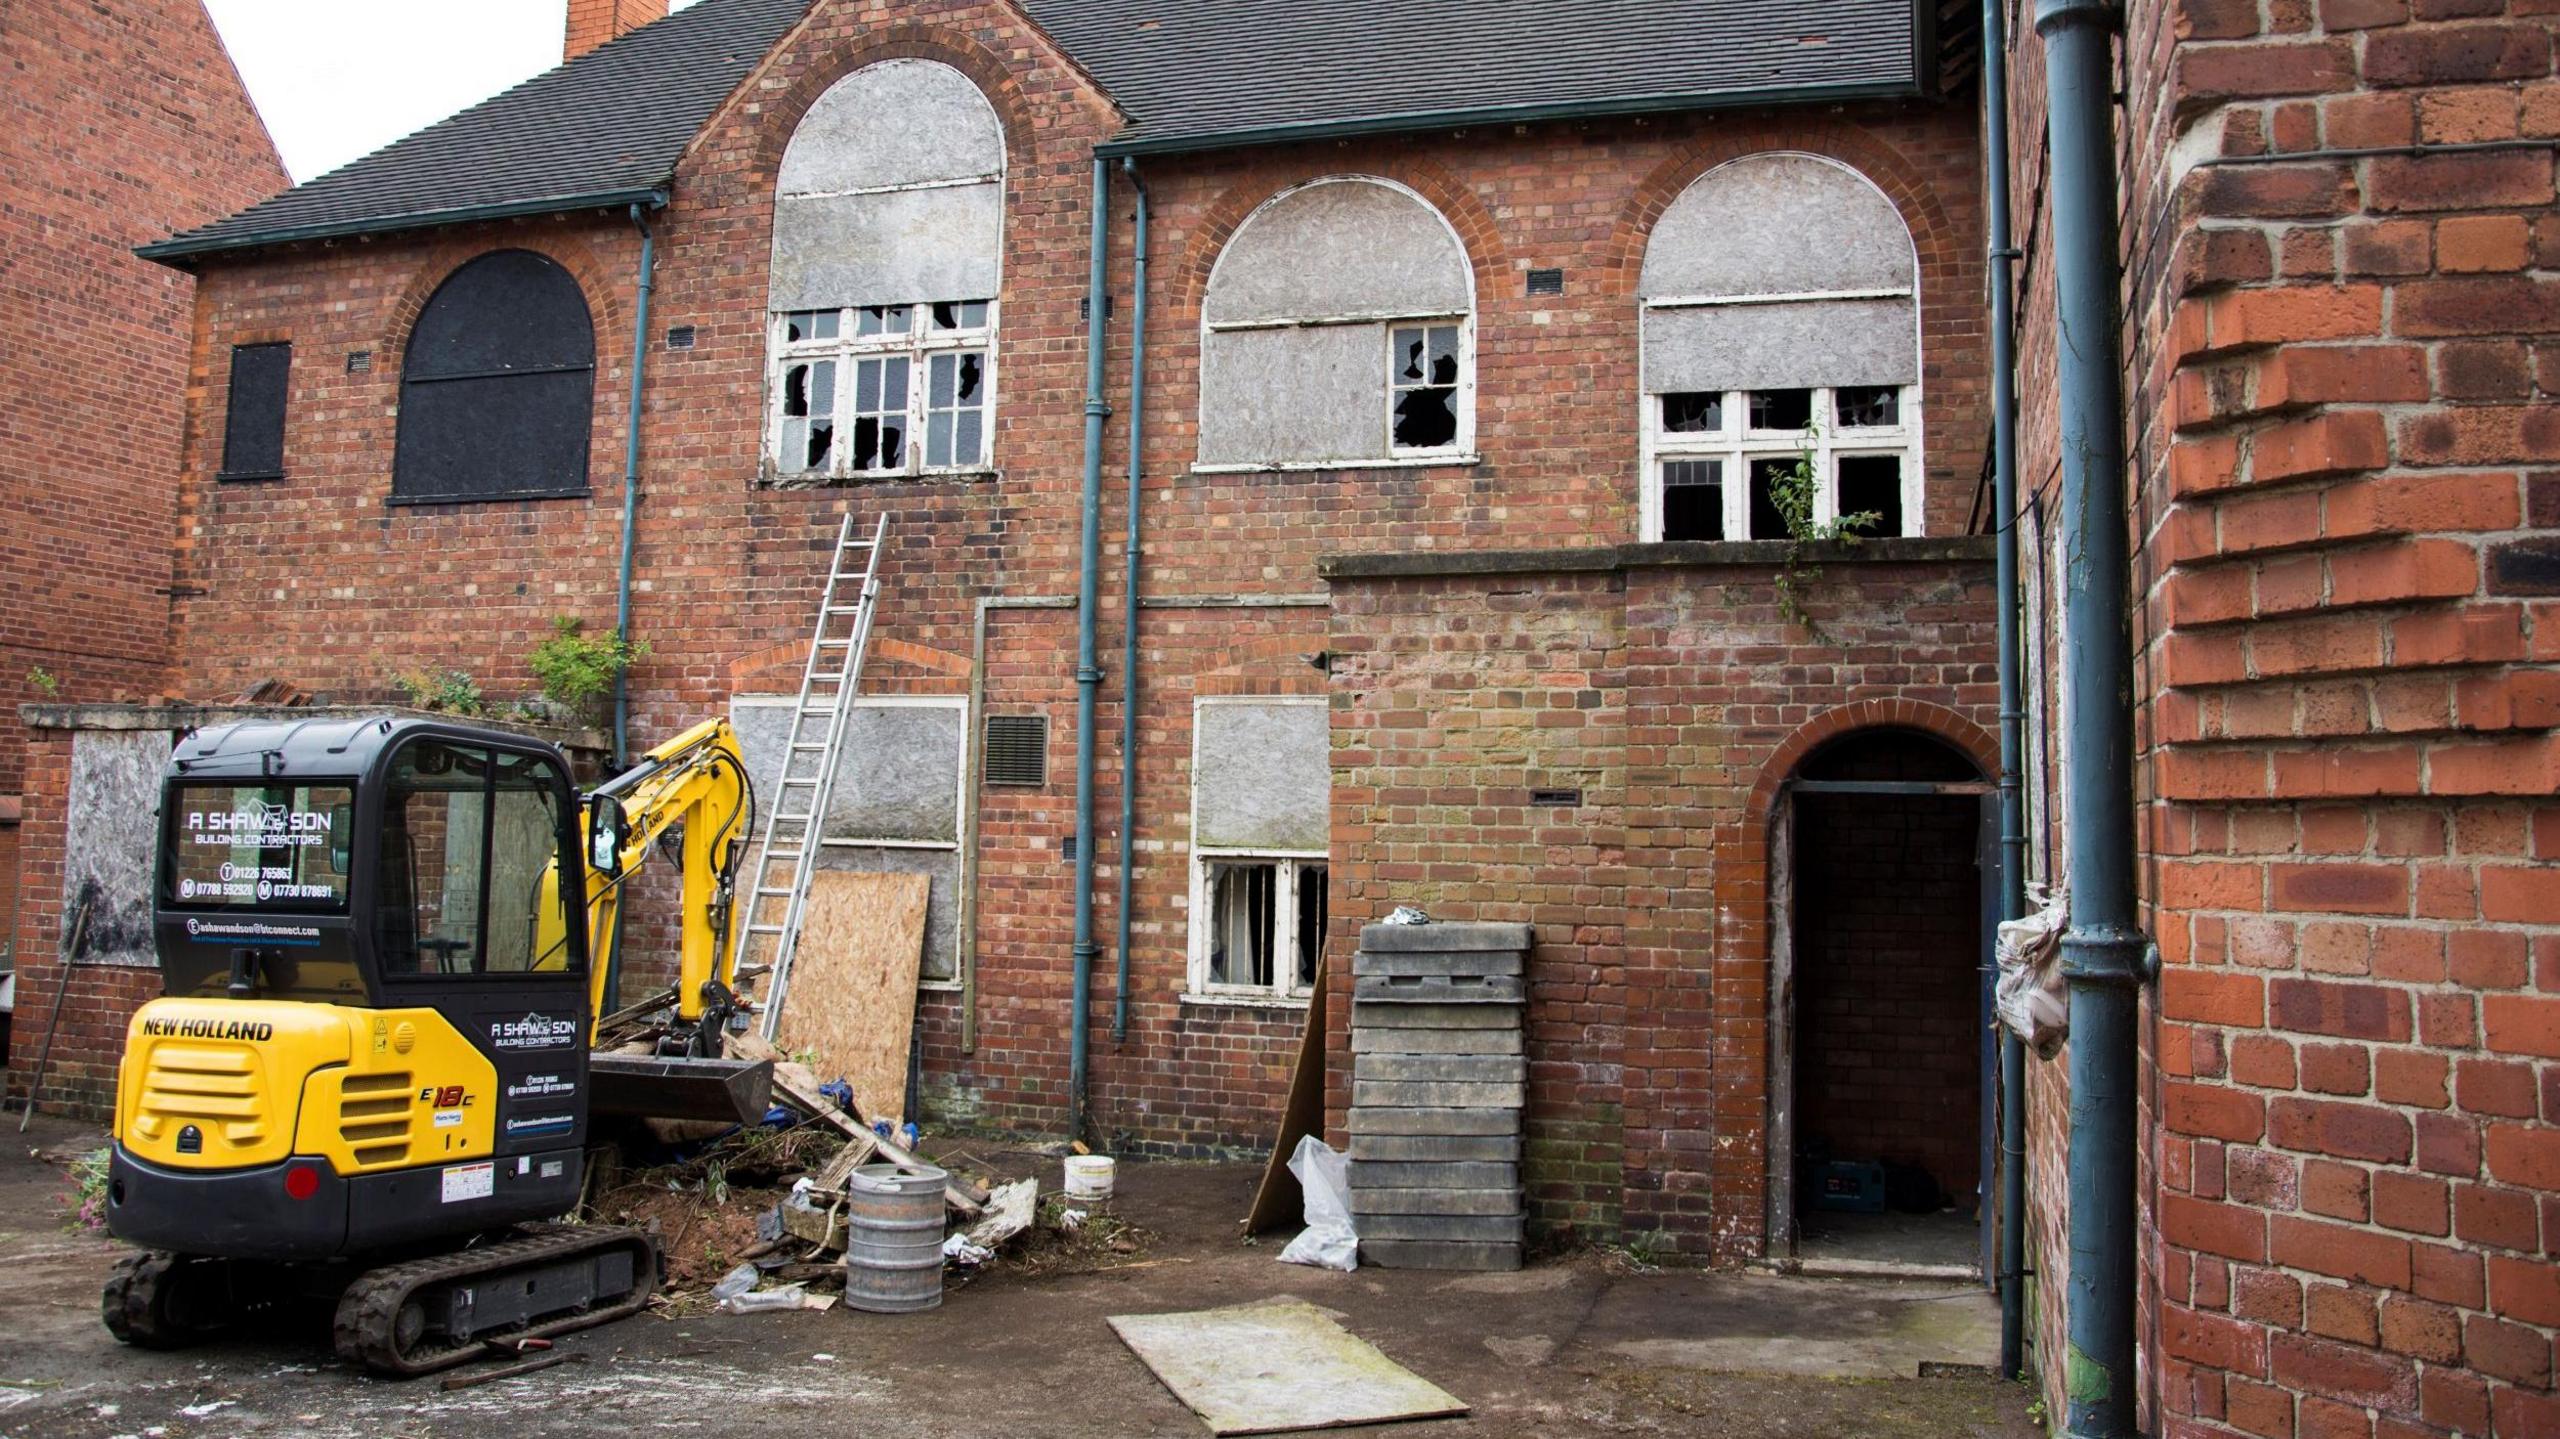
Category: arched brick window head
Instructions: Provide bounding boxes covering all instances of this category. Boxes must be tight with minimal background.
[1198,177,1475,470]
[765,59,1004,482]
[1638,153,1922,543]
[392,250,596,504]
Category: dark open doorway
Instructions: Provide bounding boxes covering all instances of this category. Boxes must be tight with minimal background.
[1768,728,1991,1277]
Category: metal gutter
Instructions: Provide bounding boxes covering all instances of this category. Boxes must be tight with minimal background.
[1113,158,1151,1046]
[1984,0,2031,1386]
[136,188,671,266]
[2034,3,2148,1434]
[1091,82,1926,159]
[1069,157,1113,1141]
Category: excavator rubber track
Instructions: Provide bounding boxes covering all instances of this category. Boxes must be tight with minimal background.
[330,1224,661,1377]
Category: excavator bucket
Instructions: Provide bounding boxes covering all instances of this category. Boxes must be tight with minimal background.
[587,1054,776,1125]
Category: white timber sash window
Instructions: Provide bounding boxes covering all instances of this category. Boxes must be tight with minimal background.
[766,60,1003,482]
[1189,697,1331,1001]
[1197,177,1476,470]
[1638,153,1924,541]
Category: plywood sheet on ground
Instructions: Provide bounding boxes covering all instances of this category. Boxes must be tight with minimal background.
[773,870,930,1127]
[1109,1297,1467,1435]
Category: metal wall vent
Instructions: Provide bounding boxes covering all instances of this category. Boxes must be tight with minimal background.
[664,325,697,350]
[984,714,1049,787]
[1526,268,1565,296]
[345,350,373,374]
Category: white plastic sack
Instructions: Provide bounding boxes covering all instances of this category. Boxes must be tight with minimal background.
[1276,1136,1359,1271]
[1996,880,2070,1058]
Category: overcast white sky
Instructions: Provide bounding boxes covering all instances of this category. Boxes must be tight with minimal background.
[206,1,704,183]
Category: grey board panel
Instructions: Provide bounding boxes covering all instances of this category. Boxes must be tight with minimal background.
[1352,1001,1522,1029]
[1351,1027,1523,1055]
[1346,1133,1521,1163]
[1348,1161,1517,1190]
[1352,949,1524,979]
[1356,1213,1526,1244]
[1348,1187,1521,1217]
[1353,975,1524,1005]
[1358,1240,1522,1273]
[1354,1080,1524,1108]
[1345,1107,1519,1137]
[1353,1053,1528,1084]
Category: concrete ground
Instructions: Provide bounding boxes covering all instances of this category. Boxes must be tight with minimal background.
[0,1116,2039,1438]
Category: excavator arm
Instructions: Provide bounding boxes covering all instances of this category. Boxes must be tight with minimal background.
[532,718,753,1036]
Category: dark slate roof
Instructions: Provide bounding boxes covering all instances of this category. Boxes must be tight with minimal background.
[1023,0,1929,156]
[149,0,1928,260]
[141,0,814,262]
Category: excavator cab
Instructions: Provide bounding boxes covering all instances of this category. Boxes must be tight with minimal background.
[116,716,601,1262]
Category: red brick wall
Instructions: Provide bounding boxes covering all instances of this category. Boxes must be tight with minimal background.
[1793,789,1985,1206]
[134,0,1991,1168]
[1322,547,1999,1254]
[2009,0,2560,1432]
[0,0,283,913]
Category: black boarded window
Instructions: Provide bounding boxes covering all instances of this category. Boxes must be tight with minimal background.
[392,250,595,504]
[218,342,291,480]
[1389,323,1461,451]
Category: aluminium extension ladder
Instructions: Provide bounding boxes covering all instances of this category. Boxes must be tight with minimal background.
[735,510,890,1039]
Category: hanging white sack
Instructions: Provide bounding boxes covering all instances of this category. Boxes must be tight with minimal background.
[1996,881,2071,1058]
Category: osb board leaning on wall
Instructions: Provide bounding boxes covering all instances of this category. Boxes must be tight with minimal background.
[774,870,931,1127]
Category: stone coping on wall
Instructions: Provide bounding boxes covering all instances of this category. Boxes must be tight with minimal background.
[1315,535,1996,582]
[17,702,610,756]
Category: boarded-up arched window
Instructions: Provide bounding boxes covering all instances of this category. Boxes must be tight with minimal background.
[393,250,596,504]
[766,60,1004,480]
[1198,177,1474,469]
[1638,154,1921,542]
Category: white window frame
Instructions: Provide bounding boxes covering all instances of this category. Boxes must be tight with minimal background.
[1641,384,1923,542]
[732,693,971,987]
[1186,694,1330,1004]
[1194,175,1479,473]
[766,301,997,480]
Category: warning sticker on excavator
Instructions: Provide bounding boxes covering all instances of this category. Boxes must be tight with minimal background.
[440,1161,494,1204]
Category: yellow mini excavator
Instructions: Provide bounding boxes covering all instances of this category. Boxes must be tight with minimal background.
[102,712,769,1374]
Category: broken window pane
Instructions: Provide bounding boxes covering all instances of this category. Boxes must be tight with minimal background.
[782,309,838,344]
[923,349,988,468]
[849,356,909,471]
[1748,456,1798,540]
[778,359,835,473]
[1836,453,1904,535]
[930,300,990,332]
[1835,385,1900,429]
[855,305,914,338]
[1748,389,1814,432]
[1208,861,1278,988]
[1294,863,1327,989]
[1389,324,1461,450]
[1660,391,1724,434]
[1661,459,1724,542]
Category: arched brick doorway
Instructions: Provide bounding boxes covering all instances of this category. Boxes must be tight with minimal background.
[1767,726,1993,1276]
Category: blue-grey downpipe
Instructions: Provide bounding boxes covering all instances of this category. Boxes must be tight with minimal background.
[1114,158,1150,1045]
[1070,157,1112,1138]
[1986,0,2031,1385]
[603,202,656,1014]
[2036,3,2146,1436]
[614,203,655,771]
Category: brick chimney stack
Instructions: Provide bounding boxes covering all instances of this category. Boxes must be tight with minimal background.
[564,0,667,61]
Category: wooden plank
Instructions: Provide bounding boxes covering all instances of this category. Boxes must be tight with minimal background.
[1241,950,1328,1235]
[729,1031,982,1216]
[772,870,931,1128]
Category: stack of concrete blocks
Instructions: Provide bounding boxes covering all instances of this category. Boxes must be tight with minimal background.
[1348,920,1531,1271]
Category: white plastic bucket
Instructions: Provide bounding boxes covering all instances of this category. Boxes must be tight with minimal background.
[1063,1154,1116,1204]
